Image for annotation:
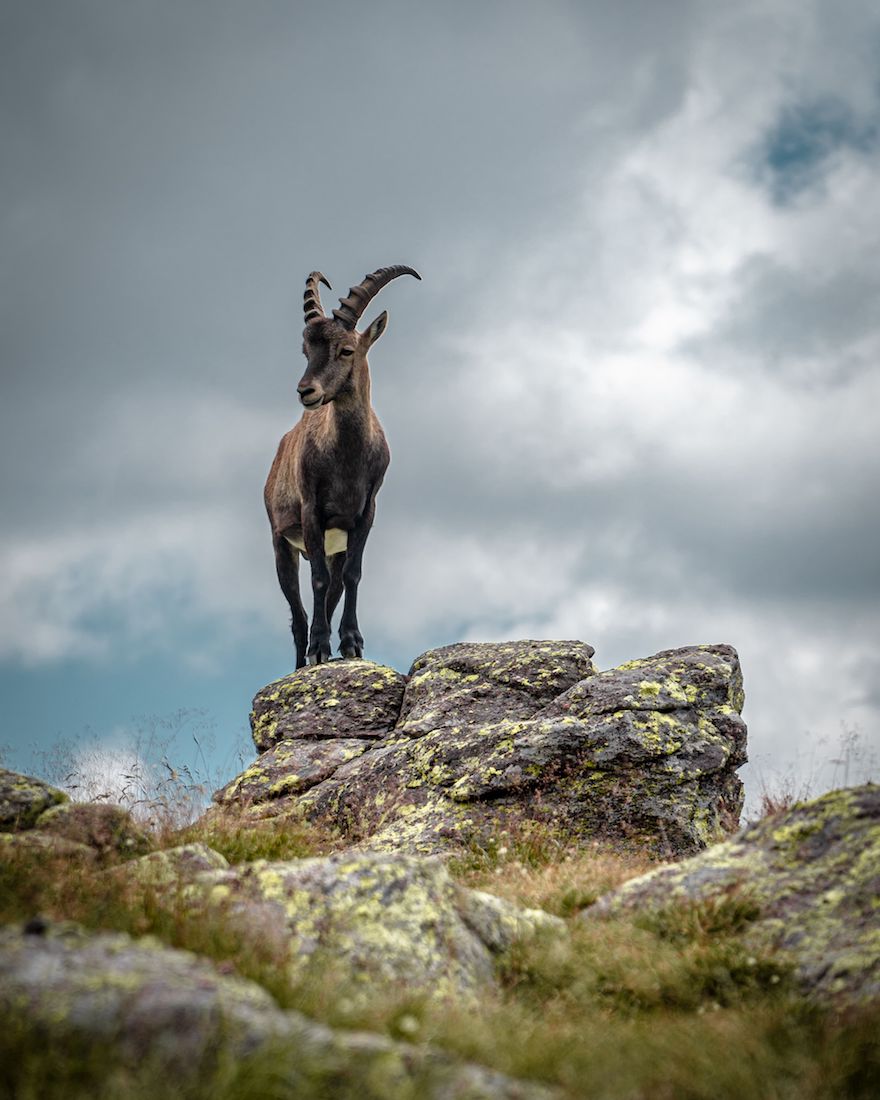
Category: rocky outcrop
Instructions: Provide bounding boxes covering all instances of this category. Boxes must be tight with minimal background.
[397,639,597,736]
[583,784,880,1007]
[115,847,562,1005]
[0,767,68,831]
[215,640,747,857]
[250,660,406,751]
[0,921,554,1099]
[214,737,372,806]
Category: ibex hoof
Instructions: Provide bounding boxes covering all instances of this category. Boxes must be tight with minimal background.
[339,631,364,659]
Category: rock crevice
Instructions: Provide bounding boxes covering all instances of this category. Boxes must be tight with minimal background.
[216,639,747,857]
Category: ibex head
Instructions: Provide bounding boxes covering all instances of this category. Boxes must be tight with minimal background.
[297,266,421,409]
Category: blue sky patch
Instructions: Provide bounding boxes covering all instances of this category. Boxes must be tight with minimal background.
[757,96,879,203]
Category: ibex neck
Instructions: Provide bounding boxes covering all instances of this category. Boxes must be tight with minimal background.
[326,368,376,441]
[333,364,372,417]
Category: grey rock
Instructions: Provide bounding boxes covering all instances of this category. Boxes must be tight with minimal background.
[0,767,68,832]
[35,801,152,859]
[0,830,96,862]
[217,641,748,858]
[113,842,230,886]
[250,660,406,751]
[583,784,880,1006]
[214,737,371,807]
[398,639,597,737]
[130,849,564,1006]
[0,921,557,1098]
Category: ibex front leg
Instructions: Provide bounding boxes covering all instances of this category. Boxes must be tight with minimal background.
[302,507,332,665]
[338,501,375,659]
[272,532,308,669]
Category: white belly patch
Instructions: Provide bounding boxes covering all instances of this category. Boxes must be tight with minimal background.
[285,528,349,556]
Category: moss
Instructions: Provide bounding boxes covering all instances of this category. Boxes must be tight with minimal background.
[0,768,69,832]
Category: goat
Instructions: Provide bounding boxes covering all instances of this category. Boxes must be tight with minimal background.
[264,265,420,668]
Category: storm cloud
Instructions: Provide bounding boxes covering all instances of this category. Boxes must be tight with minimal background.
[2,0,878,806]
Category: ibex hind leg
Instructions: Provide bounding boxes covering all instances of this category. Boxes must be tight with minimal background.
[326,553,345,626]
[273,536,308,669]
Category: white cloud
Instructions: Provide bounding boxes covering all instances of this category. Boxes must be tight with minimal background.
[2,0,878,805]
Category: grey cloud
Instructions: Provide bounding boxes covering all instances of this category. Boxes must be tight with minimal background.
[687,255,880,379]
[1,1,878,797]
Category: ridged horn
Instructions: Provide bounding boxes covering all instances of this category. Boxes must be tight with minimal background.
[332,265,421,330]
[303,271,332,324]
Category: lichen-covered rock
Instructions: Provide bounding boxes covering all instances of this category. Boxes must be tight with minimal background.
[0,767,68,832]
[545,644,744,721]
[251,660,406,751]
[219,642,747,858]
[398,639,596,737]
[0,921,555,1098]
[457,888,565,954]
[116,842,230,887]
[177,851,562,1005]
[583,785,880,1006]
[34,801,153,859]
[214,737,371,807]
[323,644,745,855]
[0,830,96,862]
[0,921,291,1071]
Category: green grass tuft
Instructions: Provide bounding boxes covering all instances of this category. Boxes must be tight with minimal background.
[174,809,341,864]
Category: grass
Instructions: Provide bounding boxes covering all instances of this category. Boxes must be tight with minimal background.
[3,807,879,1099]
[448,818,657,915]
[173,808,343,864]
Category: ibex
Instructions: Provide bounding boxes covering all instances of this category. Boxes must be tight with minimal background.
[265,265,420,668]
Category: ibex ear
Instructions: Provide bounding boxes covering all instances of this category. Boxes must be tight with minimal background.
[363,310,388,347]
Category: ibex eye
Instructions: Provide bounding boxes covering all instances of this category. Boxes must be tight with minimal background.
[340,347,355,357]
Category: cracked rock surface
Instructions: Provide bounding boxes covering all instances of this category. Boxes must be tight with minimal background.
[115,846,563,1005]
[215,640,747,857]
[583,784,880,1007]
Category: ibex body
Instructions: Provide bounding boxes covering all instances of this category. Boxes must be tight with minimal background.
[265,266,420,667]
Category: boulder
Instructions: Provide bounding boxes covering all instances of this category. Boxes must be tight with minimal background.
[34,801,153,859]
[0,921,555,1098]
[111,842,230,886]
[583,784,880,1006]
[251,660,406,751]
[214,737,371,807]
[0,767,68,832]
[217,642,747,857]
[398,639,596,736]
[116,847,562,1005]
[0,830,96,862]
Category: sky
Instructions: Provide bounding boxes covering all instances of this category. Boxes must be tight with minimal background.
[1,0,879,813]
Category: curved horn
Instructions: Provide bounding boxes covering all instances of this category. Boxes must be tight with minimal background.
[332,265,421,330]
[303,271,332,324]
